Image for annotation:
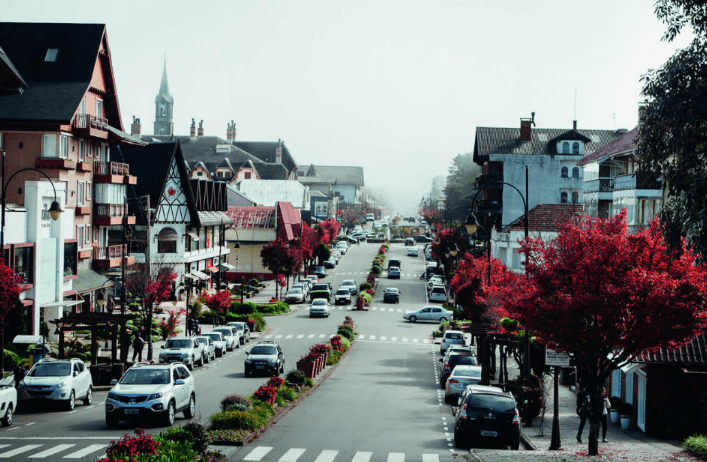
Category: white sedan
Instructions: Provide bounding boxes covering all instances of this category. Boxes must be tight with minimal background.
[309,299,331,318]
[403,306,454,323]
[0,377,17,426]
[285,288,306,304]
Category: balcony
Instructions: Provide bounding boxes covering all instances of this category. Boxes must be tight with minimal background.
[93,244,135,268]
[585,178,615,194]
[73,113,109,140]
[93,203,136,226]
[75,205,91,216]
[93,161,137,185]
[35,157,75,170]
[77,161,92,172]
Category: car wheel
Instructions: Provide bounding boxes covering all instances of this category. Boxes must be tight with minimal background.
[454,427,468,449]
[510,435,520,450]
[184,394,195,419]
[244,368,250,377]
[440,317,448,323]
[66,391,75,411]
[163,401,176,426]
[83,386,93,405]
[204,353,209,364]
[105,413,119,428]
[236,341,240,349]
[444,394,452,404]
[409,316,417,323]
[274,364,280,377]
[1,405,13,427]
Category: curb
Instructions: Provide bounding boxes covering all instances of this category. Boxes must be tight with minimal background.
[520,429,536,450]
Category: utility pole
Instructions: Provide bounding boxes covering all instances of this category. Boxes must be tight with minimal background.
[120,195,128,363]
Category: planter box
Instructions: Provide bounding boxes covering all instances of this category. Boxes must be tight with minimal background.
[609,409,620,424]
[296,361,316,379]
[620,416,631,430]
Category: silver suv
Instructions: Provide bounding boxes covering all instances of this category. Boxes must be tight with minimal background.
[17,358,93,410]
[159,337,202,370]
[105,362,195,427]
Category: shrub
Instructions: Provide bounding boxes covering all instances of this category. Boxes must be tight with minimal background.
[257,301,289,314]
[328,350,343,365]
[209,407,270,431]
[371,266,381,275]
[276,385,298,403]
[359,292,372,306]
[285,369,307,387]
[152,433,197,460]
[220,394,251,411]
[337,326,354,340]
[182,422,210,454]
[104,429,159,460]
[330,335,342,351]
[684,435,707,457]
[162,425,192,444]
[451,308,467,321]
[4,350,20,372]
[267,376,285,389]
[248,312,266,332]
[500,317,519,332]
[253,385,277,402]
[234,301,256,314]
[359,282,372,291]
[619,402,633,416]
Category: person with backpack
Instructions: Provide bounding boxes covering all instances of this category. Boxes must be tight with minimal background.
[131,328,145,362]
[576,381,591,443]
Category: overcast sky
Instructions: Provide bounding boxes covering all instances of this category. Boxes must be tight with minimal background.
[4,0,693,215]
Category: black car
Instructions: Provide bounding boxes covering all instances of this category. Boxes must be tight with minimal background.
[324,258,337,269]
[439,353,479,388]
[244,341,285,377]
[383,288,401,303]
[313,265,327,278]
[415,235,434,243]
[387,258,402,269]
[453,385,521,450]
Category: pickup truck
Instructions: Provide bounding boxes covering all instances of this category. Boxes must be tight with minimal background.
[310,283,332,301]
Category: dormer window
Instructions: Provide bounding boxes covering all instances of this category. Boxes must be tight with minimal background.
[562,142,569,154]
[572,142,580,154]
[561,167,568,178]
[572,167,580,178]
[561,192,568,204]
[556,140,585,155]
[45,48,59,62]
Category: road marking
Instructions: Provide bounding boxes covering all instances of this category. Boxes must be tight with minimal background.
[352,452,372,462]
[371,307,377,311]
[0,446,9,450]
[369,335,376,340]
[63,444,107,459]
[0,444,43,458]
[314,450,338,462]
[243,446,273,460]
[318,334,326,338]
[423,339,429,343]
[307,334,315,338]
[380,336,387,341]
[279,448,306,461]
[25,422,35,426]
[402,338,409,342]
[387,454,405,462]
[296,334,304,339]
[28,444,76,458]
[422,455,440,462]
[413,339,419,343]
[391,337,398,342]
[358,335,365,340]
[275,335,283,339]
[285,334,294,339]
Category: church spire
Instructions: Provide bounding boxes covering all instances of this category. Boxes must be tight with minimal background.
[156,56,173,104]
[154,54,174,136]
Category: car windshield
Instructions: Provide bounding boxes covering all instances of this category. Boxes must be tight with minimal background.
[342,281,355,286]
[213,329,232,337]
[336,290,349,295]
[120,368,170,385]
[231,324,244,331]
[165,339,193,348]
[204,333,222,341]
[467,394,516,412]
[30,362,71,377]
[197,338,208,344]
[312,299,327,305]
[446,333,463,340]
[431,287,445,294]
[385,289,398,294]
[250,346,276,355]
[451,356,479,366]
[313,285,328,291]
[288,288,302,294]
[453,368,482,378]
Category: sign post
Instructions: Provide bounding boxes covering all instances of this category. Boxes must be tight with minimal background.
[546,348,570,450]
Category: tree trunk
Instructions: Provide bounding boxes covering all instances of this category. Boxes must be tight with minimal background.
[587,382,602,455]
[147,303,153,360]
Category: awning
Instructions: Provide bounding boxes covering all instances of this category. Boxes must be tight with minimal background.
[73,268,112,293]
[197,211,231,227]
[219,263,236,271]
[41,299,84,308]
[207,266,220,273]
[191,270,209,280]
[63,290,79,297]
[187,232,200,241]
[184,273,197,280]
[12,335,47,345]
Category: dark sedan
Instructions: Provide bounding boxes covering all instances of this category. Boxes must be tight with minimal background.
[383,288,401,303]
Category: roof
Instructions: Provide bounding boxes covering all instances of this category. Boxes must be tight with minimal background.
[502,204,583,233]
[636,334,707,365]
[0,42,27,89]
[473,126,625,162]
[254,163,289,180]
[0,23,121,126]
[578,127,639,166]
[155,59,173,104]
[143,135,263,166]
[277,201,301,241]
[234,141,297,173]
[226,206,276,229]
[298,164,364,186]
[236,179,308,208]
[73,268,111,293]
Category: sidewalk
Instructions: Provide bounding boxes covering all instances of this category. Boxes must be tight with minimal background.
[466,370,694,461]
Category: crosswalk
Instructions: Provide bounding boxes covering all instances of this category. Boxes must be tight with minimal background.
[294,305,406,313]
[238,446,444,462]
[330,271,420,278]
[262,333,431,344]
[0,442,107,459]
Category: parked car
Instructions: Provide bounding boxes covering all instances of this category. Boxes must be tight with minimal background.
[244,341,285,377]
[330,250,342,263]
[313,265,328,278]
[159,337,203,370]
[291,282,310,298]
[212,327,239,351]
[195,335,216,363]
[415,235,434,243]
[439,354,480,388]
[340,279,358,295]
[383,287,401,303]
[407,247,419,257]
[226,321,251,344]
[305,275,319,285]
[334,288,352,305]
[310,298,332,317]
[0,377,16,426]
[453,385,521,450]
[428,275,446,291]
[335,243,348,255]
[445,365,483,403]
[388,266,401,279]
[324,257,337,268]
[441,330,467,355]
[403,306,454,323]
[18,358,93,411]
[203,331,227,357]
[387,258,402,269]
[429,285,447,303]
[285,287,306,304]
[105,362,195,427]
[351,232,367,242]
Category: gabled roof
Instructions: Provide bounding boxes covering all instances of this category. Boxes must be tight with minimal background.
[636,334,707,365]
[578,127,639,166]
[297,164,364,186]
[277,201,301,241]
[0,43,27,89]
[473,127,624,163]
[144,135,264,166]
[216,157,234,170]
[226,206,276,229]
[234,141,297,173]
[502,204,583,233]
[254,163,289,180]
[0,23,122,127]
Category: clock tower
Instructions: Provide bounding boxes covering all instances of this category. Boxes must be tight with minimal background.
[154,57,174,136]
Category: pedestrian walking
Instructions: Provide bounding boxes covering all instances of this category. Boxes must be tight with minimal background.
[576,381,591,443]
[131,328,145,362]
[600,387,611,443]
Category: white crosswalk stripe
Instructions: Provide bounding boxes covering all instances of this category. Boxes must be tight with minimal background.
[313,450,338,462]
[243,446,273,460]
[351,452,373,462]
[28,444,75,459]
[279,448,306,461]
[422,455,440,462]
[63,444,107,459]
[0,444,43,458]
[387,453,405,462]
[296,334,304,339]
[308,334,315,338]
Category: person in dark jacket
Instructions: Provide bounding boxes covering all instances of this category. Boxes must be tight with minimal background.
[576,381,591,443]
[131,328,145,362]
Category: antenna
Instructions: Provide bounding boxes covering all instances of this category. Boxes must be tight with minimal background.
[574,88,577,121]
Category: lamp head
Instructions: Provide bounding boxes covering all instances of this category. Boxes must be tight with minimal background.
[234,242,241,253]
[96,290,105,307]
[465,214,478,235]
[450,247,458,257]
[49,200,63,221]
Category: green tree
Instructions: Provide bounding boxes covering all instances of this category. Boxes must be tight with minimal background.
[637,0,707,259]
[444,152,481,222]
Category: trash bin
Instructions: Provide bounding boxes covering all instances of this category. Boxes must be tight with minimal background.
[30,347,45,365]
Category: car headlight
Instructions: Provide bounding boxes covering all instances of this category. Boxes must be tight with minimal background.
[268,359,276,365]
[147,392,165,400]
[18,380,26,388]
[181,353,190,359]
[55,382,66,389]
[108,391,119,400]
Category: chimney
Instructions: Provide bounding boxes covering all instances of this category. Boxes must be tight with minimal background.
[198,120,204,137]
[190,118,196,140]
[519,112,535,141]
[573,120,577,130]
[275,139,283,164]
[226,120,236,142]
[130,116,141,136]
[232,120,236,141]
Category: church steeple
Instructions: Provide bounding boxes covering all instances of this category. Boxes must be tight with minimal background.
[154,56,174,136]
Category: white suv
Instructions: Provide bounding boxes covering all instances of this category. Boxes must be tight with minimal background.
[105,362,195,427]
[159,337,202,369]
[17,358,93,411]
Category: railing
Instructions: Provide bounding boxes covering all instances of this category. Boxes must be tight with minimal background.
[94,245,125,261]
[586,178,615,193]
[93,161,129,176]
[95,203,127,218]
[74,113,108,131]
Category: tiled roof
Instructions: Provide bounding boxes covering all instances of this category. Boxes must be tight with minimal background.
[502,204,583,233]
[298,164,364,186]
[277,202,301,241]
[578,127,639,166]
[473,127,624,161]
[234,141,297,173]
[143,135,263,166]
[226,206,275,230]
[636,334,707,365]
[254,163,289,180]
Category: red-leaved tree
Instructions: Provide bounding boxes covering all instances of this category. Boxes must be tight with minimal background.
[261,239,301,298]
[0,259,21,374]
[199,290,232,325]
[140,268,177,360]
[505,210,707,455]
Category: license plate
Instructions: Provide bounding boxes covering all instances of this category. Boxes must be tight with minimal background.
[124,409,139,415]
[480,430,497,437]
[255,365,264,369]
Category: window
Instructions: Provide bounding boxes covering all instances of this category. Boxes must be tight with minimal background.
[561,167,568,178]
[14,246,34,285]
[43,134,56,157]
[45,48,59,62]
[59,135,69,159]
[95,98,103,118]
[80,95,87,115]
[159,129,165,135]
[61,181,68,205]
[572,192,579,204]
[87,141,92,157]
[572,167,580,178]
[572,142,580,154]
[157,228,178,254]
[64,242,78,277]
[244,171,251,179]
[78,182,85,205]
[77,226,84,249]
[87,181,92,200]
[0,132,3,149]
[197,171,203,176]
[561,192,568,204]
[161,106,166,117]
[562,142,569,154]
[78,140,85,162]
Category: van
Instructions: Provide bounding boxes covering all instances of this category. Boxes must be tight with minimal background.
[366,213,375,221]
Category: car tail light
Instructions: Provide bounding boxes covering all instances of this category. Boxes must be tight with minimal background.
[512,408,521,424]
[460,403,468,419]
[448,379,459,385]
[443,363,450,370]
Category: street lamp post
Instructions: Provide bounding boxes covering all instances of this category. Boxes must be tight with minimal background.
[1,152,63,377]
[95,279,114,313]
